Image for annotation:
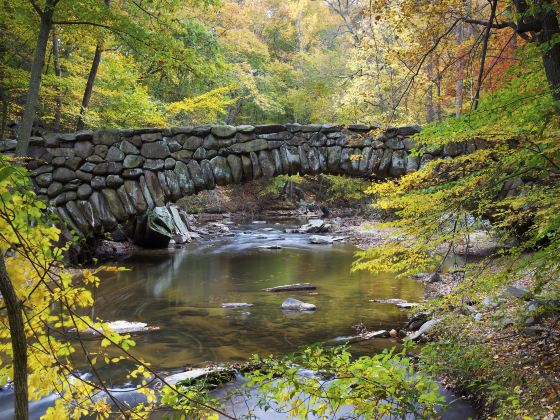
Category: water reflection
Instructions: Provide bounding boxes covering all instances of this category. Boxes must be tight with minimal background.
[93,222,424,371]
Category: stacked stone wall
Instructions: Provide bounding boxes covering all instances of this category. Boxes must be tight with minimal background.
[0,123,473,238]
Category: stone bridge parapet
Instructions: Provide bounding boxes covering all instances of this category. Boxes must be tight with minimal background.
[0,123,471,240]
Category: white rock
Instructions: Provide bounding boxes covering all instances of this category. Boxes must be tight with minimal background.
[264,283,316,292]
[282,297,316,311]
[408,319,438,341]
[164,367,227,386]
[221,303,253,308]
[309,235,334,244]
[77,320,159,335]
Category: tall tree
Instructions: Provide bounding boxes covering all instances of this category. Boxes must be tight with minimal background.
[76,0,111,131]
[16,0,58,156]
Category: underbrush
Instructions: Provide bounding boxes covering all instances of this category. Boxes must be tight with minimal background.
[176,174,372,215]
[421,316,558,419]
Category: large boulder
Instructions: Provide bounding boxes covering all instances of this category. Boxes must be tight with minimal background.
[134,207,175,248]
[134,206,192,247]
[296,219,331,233]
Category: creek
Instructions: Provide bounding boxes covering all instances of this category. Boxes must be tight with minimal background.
[0,219,476,418]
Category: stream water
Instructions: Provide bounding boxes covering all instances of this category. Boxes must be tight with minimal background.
[0,219,476,418]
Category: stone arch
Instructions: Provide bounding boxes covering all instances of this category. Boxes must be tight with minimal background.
[14,122,455,242]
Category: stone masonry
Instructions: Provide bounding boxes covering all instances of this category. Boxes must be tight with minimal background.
[0,123,473,239]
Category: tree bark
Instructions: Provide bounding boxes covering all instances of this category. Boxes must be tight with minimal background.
[0,252,28,420]
[76,44,102,131]
[425,61,435,122]
[0,99,7,140]
[537,5,560,102]
[225,98,243,125]
[76,0,111,131]
[52,29,62,131]
[16,1,55,156]
[472,0,498,110]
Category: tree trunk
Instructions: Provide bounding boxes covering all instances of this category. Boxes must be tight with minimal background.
[472,0,498,110]
[225,98,243,125]
[0,252,28,420]
[0,100,7,140]
[52,29,62,131]
[76,44,102,131]
[538,7,560,102]
[16,2,55,156]
[455,1,466,117]
[76,0,111,131]
[425,61,435,122]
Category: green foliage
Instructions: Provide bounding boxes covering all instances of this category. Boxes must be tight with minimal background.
[260,174,304,197]
[246,344,445,419]
[319,174,370,206]
[354,50,560,298]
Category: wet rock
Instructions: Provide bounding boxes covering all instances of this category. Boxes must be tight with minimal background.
[259,150,275,177]
[227,138,269,154]
[78,320,159,335]
[135,207,174,248]
[164,157,176,170]
[119,140,139,155]
[200,160,215,190]
[164,367,234,387]
[210,156,232,186]
[91,176,106,190]
[124,180,147,213]
[505,286,530,299]
[264,283,316,292]
[408,319,438,341]
[140,141,170,159]
[328,330,388,344]
[144,159,165,171]
[296,219,331,233]
[53,191,77,206]
[396,302,419,309]
[106,174,124,188]
[227,155,243,183]
[89,192,118,230]
[370,298,408,304]
[221,303,253,308]
[309,235,334,244]
[106,146,125,161]
[169,206,191,244]
[77,184,93,199]
[123,168,143,179]
[47,182,64,197]
[35,172,53,187]
[140,132,162,142]
[211,125,236,138]
[282,297,316,311]
[183,135,203,150]
[52,167,76,182]
[236,125,255,133]
[101,189,127,221]
[187,160,206,191]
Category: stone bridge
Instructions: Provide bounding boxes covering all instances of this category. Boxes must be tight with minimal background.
[3,123,467,244]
